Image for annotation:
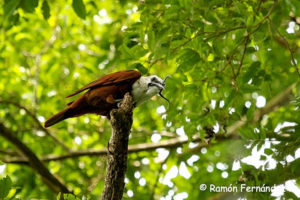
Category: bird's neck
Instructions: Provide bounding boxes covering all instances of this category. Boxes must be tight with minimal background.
[131,77,159,106]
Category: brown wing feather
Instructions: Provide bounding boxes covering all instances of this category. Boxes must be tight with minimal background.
[66,70,141,98]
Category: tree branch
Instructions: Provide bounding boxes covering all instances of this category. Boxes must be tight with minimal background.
[235,35,249,79]
[0,149,20,156]
[0,100,70,151]
[227,82,296,136]
[101,93,134,200]
[2,83,296,165]
[1,134,230,164]
[0,122,71,194]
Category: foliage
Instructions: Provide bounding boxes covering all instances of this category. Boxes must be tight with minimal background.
[0,176,12,199]
[57,193,81,200]
[0,0,300,199]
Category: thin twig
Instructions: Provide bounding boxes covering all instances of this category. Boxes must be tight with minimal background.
[226,55,236,78]
[235,35,249,79]
[1,135,229,164]
[0,100,70,151]
[227,82,296,135]
[171,26,246,53]
[267,17,300,76]
[203,26,246,42]
[0,149,20,156]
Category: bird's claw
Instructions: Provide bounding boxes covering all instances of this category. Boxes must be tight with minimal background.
[115,99,123,107]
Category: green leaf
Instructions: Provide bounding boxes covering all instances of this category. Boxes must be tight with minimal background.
[133,63,148,75]
[246,47,256,53]
[72,0,86,19]
[42,0,50,20]
[119,43,133,59]
[3,0,21,18]
[260,155,267,161]
[19,0,38,13]
[176,48,200,72]
[246,102,255,120]
[242,61,261,83]
[147,31,156,51]
[57,193,61,200]
[63,193,81,200]
[0,176,12,198]
[264,149,273,155]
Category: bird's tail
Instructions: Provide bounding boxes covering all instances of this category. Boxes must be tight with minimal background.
[44,108,70,128]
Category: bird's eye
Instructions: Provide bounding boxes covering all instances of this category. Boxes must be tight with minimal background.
[151,77,159,83]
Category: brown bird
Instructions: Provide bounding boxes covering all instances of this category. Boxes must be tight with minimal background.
[44,70,169,127]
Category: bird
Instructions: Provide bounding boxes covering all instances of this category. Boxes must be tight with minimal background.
[44,70,169,128]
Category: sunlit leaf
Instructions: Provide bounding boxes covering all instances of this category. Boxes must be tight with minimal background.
[72,0,86,19]
[42,0,50,20]
[3,0,21,18]
[133,63,148,75]
[0,176,12,198]
[19,0,38,13]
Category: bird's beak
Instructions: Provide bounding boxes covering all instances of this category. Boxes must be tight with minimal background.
[162,75,170,86]
[158,75,170,104]
[158,91,169,104]
[149,82,165,90]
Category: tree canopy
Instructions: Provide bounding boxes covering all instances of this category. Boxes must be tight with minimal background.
[0,0,300,199]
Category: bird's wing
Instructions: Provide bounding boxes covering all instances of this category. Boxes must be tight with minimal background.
[66,70,141,98]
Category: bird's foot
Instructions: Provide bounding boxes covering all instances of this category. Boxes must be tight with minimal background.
[115,99,123,107]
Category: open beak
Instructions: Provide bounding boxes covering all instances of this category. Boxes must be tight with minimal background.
[162,75,170,86]
[158,91,169,104]
[150,82,165,90]
[158,75,170,104]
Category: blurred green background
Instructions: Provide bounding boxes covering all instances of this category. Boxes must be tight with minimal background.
[0,0,300,199]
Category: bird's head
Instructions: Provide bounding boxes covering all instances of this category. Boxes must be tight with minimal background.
[132,74,170,105]
[147,75,165,90]
[145,75,170,103]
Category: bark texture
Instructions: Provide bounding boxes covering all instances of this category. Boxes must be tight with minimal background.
[101,93,134,200]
